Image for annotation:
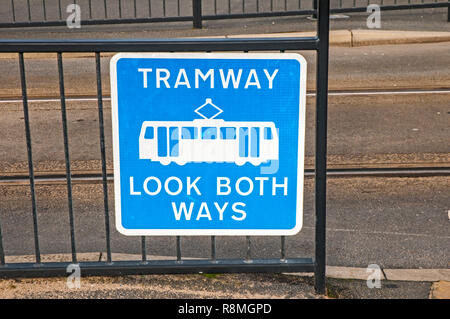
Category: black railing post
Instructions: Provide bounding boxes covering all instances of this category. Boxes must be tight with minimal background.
[193,0,202,28]
[314,0,330,296]
[447,1,449,22]
[312,0,318,18]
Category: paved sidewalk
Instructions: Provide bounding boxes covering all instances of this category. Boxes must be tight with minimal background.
[0,8,448,40]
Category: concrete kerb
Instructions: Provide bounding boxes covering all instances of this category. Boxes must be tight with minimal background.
[383,269,450,282]
[287,267,450,282]
[1,29,450,60]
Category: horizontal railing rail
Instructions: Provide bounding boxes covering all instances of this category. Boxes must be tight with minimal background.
[0,37,320,52]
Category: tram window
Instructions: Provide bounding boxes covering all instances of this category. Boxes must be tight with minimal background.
[144,126,154,139]
[220,127,236,139]
[181,127,197,139]
[202,127,217,139]
[169,127,179,157]
[264,127,273,140]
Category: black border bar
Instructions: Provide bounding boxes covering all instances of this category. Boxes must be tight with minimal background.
[0,258,314,278]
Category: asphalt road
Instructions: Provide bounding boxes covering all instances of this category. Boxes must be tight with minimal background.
[0,93,449,175]
[0,176,449,269]
[1,42,449,174]
[1,41,450,99]
[0,42,448,269]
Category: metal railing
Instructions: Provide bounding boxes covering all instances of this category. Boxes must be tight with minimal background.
[0,0,330,295]
[0,0,448,29]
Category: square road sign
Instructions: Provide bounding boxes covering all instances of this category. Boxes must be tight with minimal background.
[110,53,307,236]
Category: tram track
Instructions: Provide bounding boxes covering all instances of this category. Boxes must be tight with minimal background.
[1,166,449,186]
[0,87,448,186]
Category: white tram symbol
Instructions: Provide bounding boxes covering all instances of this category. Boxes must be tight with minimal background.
[138,99,279,166]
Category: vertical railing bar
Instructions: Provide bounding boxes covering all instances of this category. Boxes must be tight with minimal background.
[313,0,317,18]
[214,0,217,15]
[95,52,112,264]
[256,0,259,12]
[42,0,46,21]
[163,0,166,17]
[0,217,4,265]
[210,236,216,261]
[27,0,31,21]
[314,0,329,296]
[141,236,147,262]
[119,0,122,18]
[104,0,108,19]
[284,0,287,11]
[298,0,300,10]
[280,236,286,260]
[228,0,231,14]
[58,0,62,20]
[177,0,180,16]
[88,0,93,19]
[245,236,251,261]
[134,0,138,18]
[176,236,181,261]
[11,0,16,22]
[57,52,77,264]
[242,0,245,13]
[193,0,202,28]
[19,53,41,265]
[447,1,450,22]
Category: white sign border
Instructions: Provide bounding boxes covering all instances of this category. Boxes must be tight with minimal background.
[110,52,307,236]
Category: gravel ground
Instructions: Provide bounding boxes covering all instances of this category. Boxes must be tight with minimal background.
[0,273,322,299]
[0,273,433,299]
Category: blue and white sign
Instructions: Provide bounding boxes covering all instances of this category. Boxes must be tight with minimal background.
[110,53,307,236]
